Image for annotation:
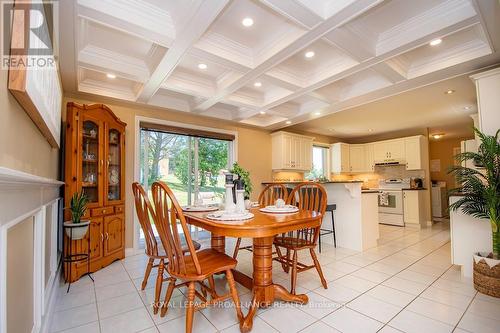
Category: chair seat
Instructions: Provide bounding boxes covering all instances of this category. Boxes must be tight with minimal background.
[274,236,315,249]
[170,249,237,279]
[153,240,201,258]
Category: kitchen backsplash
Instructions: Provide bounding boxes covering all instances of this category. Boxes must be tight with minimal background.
[272,171,304,182]
[331,165,426,188]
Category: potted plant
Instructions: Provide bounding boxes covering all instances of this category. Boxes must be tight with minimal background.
[64,192,91,240]
[449,127,500,297]
[230,162,253,207]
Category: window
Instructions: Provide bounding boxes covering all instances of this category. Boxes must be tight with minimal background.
[306,146,329,180]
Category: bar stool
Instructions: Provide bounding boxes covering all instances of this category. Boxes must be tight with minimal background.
[318,204,336,252]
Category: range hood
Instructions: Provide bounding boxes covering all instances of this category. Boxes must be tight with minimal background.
[374,159,406,166]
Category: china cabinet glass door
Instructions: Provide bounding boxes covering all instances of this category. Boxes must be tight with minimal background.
[81,119,101,205]
[106,127,122,203]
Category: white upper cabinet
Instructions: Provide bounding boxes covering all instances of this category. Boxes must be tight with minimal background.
[365,143,375,172]
[373,139,405,163]
[349,144,366,173]
[331,143,350,174]
[272,132,313,171]
[404,136,425,170]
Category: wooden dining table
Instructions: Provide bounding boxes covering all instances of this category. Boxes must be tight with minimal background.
[183,207,323,332]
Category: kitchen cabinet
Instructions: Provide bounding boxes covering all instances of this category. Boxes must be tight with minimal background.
[365,143,375,172]
[404,136,425,170]
[272,131,313,171]
[403,190,426,227]
[349,144,366,173]
[331,143,350,173]
[374,139,405,163]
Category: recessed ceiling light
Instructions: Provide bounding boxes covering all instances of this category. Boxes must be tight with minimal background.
[198,63,207,70]
[464,106,471,110]
[432,133,444,139]
[368,129,373,132]
[314,112,321,116]
[285,120,292,125]
[106,73,116,79]
[445,89,455,94]
[305,51,315,58]
[259,111,266,115]
[429,38,442,46]
[254,81,262,87]
[242,17,254,27]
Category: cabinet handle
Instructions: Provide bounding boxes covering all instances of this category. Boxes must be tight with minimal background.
[105,232,109,240]
[100,233,104,242]
[102,209,106,214]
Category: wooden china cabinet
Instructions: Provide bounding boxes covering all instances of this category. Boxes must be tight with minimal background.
[64,103,126,282]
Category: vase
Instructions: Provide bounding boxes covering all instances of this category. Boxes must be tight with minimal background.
[473,252,500,298]
[64,220,90,240]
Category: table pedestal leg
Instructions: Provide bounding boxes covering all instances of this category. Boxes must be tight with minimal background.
[211,234,226,253]
[241,237,308,333]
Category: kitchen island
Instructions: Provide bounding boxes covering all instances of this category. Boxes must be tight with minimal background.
[262,180,379,251]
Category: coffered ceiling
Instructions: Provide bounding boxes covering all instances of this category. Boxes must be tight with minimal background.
[59,0,500,131]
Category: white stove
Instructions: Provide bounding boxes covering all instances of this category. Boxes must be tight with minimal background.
[374,179,410,227]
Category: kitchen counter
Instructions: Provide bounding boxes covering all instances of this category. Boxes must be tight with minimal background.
[402,188,427,191]
[262,180,363,185]
[362,189,381,194]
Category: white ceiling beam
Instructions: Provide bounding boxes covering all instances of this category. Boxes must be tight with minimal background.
[255,16,480,117]
[371,62,407,83]
[192,0,384,113]
[136,0,230,103]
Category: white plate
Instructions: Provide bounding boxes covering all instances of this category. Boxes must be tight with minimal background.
[206,211,254,221]
[259,205,299,213]
[182,205,219,212]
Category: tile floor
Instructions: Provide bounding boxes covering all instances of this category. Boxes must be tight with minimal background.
[51,222,500,333]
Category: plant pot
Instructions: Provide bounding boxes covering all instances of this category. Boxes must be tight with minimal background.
[473,252,500,298]
[64,220,90,240]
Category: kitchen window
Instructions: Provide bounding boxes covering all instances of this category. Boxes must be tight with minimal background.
[306,145,329,180]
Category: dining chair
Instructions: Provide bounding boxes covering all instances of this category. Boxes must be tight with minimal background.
[131,182,201,314]
[273,182,328,294]
[151,181,244,332]
[232,183,289,259]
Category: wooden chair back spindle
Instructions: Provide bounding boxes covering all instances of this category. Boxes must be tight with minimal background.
[151,181,202,277]
[132,182,160,257]
[286,183,327,245]
[258,183,289,206]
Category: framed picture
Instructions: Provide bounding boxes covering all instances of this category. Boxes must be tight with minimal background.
[5,0,62,148]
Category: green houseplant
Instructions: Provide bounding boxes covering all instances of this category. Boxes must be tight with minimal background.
[64,192,91,240]
[449,127,500,297]
[230,162,252,200]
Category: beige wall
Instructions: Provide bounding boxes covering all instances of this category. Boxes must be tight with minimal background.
[429,136,472,190]
[63,95,273,248]
[0,68,60,179]
[7,217,34,333]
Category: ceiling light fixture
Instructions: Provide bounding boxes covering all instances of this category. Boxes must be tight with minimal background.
[429,38,442,46]
[285,120,292,125]
[106,73,116,79]
[432,133,444,139]
[445,89,455,95]
[242,17,254,27]
[259,111,266,115]
[368,129,373,132]
[305,51,315,58]
[464,106,471,110]
[314,112,321,116]
[198,63,207,70]
[254,81,262,87]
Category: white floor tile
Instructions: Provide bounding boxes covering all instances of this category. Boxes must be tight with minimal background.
[299,321,341,333]
[201,302,242,331]
[298,291,342,319]
[406,297,465,326]
[97,292,144,319]
[55,289,96,312]
[458,311,500,333]
[51,303,98,332]
[350,268,391,283]
[100,308,154,333]
[322,307,384,333]
[389,310,454,333]
[378,326,404,333]
[466,298,500,321]
[431,278,477,297]
[367,285,415,307]
[420,286,474,310]
[382,276,428,295]
[56,321,100,333]
[347,294,402,323]
[315,284,361,304]
[95,280,137,302]
[395,269,437,285]
[335,275,377,293]
[258,304,316,333]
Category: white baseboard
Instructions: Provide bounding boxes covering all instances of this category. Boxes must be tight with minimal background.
[39,263,61,333]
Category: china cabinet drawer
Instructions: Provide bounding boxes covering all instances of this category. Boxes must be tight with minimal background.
[92,206,113,216]
[114,205,125,214]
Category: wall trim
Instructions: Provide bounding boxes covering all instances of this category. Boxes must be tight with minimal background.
[0,167,63,333]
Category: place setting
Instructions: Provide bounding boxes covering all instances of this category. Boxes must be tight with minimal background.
[259,198,299,214]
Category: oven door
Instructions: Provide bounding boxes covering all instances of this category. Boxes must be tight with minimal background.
[378,190,403,214]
